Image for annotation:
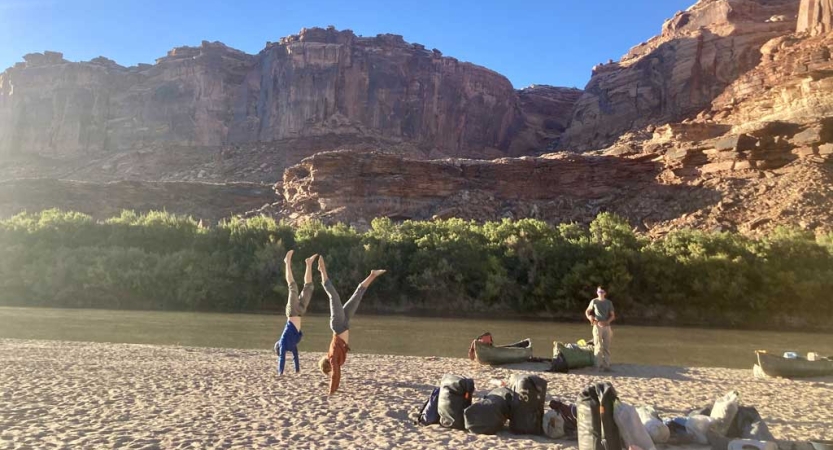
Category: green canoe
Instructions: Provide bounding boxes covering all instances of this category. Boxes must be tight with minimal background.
[756,351,833,378]
[474,338,533,365]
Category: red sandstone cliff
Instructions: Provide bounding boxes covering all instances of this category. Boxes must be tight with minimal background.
[798,0,833,35]
[0,28,578,172]
[3,2,833,238]
[560,0,799,151]
[700,0,833,133]
[270,143,831,237]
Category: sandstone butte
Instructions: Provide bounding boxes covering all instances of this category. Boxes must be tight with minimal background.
[1,0,832,238]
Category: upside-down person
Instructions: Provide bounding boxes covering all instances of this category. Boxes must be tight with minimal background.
[317,256,385,395]
[274,250,318,375]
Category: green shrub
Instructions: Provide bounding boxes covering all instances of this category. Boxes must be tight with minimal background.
[1,209,831,326]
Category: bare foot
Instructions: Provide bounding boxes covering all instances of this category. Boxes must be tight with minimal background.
[305,254,319,265]
[317,256,326,272]
[361,269,386,288]
[284,249,294,264]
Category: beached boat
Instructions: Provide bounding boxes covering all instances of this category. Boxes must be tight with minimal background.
[473,338,533,365]
[756,351,833,378]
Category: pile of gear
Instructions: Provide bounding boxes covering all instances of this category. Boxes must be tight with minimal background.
[414,374,547,435]
[413,377,777,450]
[663,391,776,450]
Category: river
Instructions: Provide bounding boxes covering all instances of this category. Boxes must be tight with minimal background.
[1,307,830,369]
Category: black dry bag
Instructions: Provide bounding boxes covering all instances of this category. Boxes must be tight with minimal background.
[438,374,475,430]
[464,387,512,435]
[577,382,622,450]
[509,374,548,435]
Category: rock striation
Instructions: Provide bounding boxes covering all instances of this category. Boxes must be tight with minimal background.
[269,142,832,237]
[704,4,833,133]
[0,28,579,167]
[798,0,833,35]
[560,0,799,151]
[275,150,717,229]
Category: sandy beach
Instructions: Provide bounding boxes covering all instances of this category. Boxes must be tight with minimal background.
[0,339,830,449]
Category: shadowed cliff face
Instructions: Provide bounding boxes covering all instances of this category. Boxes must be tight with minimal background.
[0,28,579,165]
[0,179,274,222]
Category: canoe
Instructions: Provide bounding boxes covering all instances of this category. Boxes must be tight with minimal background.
[756,351,833,378]
[474,338,533,365]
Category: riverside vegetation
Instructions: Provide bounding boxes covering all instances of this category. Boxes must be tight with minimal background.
[1,209,831,329]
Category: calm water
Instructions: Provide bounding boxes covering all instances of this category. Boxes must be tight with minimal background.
[1,306,830,369]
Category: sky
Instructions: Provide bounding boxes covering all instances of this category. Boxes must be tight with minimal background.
[0,0,695,89]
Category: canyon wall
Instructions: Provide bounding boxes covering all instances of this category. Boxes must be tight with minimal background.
[560,0,799,151]
[797,0,833,35]
[0,28,578,167]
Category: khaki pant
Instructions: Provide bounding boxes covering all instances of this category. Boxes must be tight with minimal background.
[592,324,613,369]
[286,282,314,317]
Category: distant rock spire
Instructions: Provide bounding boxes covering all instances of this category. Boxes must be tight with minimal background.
[797,0,833,36]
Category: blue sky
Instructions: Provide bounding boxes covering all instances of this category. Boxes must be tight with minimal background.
[0,0,694,89]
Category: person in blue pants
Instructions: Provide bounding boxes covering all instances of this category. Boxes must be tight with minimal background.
[274,250,317,375]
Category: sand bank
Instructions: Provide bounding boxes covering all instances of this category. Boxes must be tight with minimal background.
[0,339,830,449]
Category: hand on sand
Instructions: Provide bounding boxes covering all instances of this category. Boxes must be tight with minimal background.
[284,249,294,264]
[305,254,319,265]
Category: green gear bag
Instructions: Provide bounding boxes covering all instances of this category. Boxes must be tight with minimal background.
[553,341,595,369]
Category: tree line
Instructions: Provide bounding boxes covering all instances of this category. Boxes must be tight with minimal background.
[1,209,831,329]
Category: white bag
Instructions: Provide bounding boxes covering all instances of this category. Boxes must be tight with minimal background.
[728,439,777,450]
[686,414,713,444]
[635,405,660,423]
[710,391,740,436]
[614,401,656,450]
[636,406,669,444]
[542,410,566,439]
[644,418,670,444]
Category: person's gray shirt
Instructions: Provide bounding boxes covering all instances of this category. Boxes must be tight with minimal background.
[587,298,614,322]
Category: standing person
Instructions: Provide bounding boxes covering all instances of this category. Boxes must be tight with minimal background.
[585,286,616,372]
[316,256,385,395]
[274,250,318,376]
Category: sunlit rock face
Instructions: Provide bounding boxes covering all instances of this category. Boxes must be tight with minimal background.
[560,0,799,152]
[798,0,833,36]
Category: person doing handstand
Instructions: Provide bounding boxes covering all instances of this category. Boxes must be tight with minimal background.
[317,256,385,395]
[274,250,318,375]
